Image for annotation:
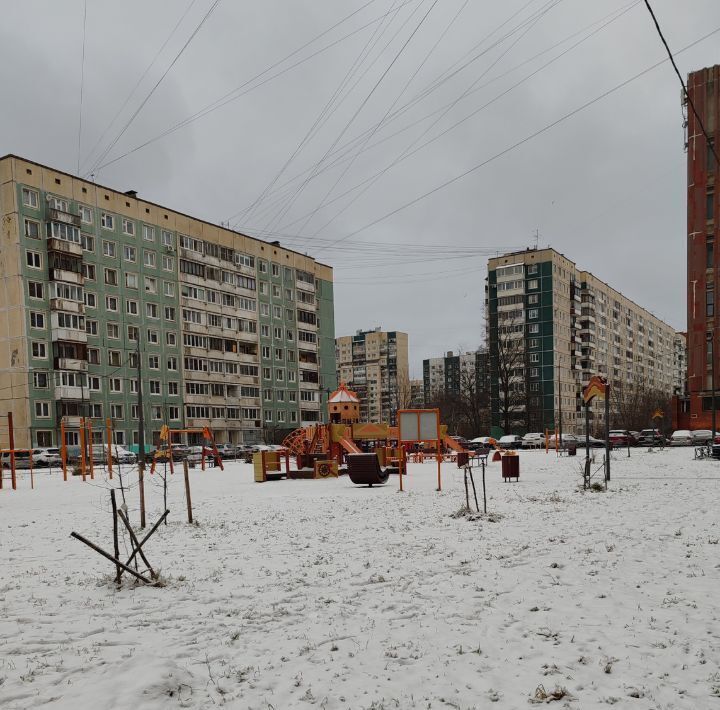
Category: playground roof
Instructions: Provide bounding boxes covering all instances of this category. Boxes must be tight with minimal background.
[328,382,359,403]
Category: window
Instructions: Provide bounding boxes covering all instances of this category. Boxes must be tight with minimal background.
[82,234,95,252]
[262,346,271,359]
[78,205,93,224]
[85,319,98,335]
[144,250,156,268]
[147,329,159,344]
[168,382,179,396]
[148,355,160,369]
[88,348,100,364]
[101,213,114,230]
[164,281,175,297]
[276,369,284,381]
[89,404,103,419]
[22,187,39,208]
[142,225,154,242]
[527,279,539,290]
[107,323,120,339]
[527,264,538,275]
[265,410,273,423]
[259,260,268,274]
[272,264,280,277]
[109,377,122,393]
[34,402,50,418]
[26,251,41,269]
[529,338,539,348]
[84,292,97,309]
[149,380,161,395]
[105,296,118,312]
[263,367,271,380]
[33,372,48,388]
[261,324,270,337]
[103,240,117,258]
[82,263,96,281]
[275,348,283,360]
[528,294,539,305]
[164,306,176,321]
[529,324,539,334]
[125,273,138,289]
[145,277,157,294]
[31,341,47,358]
[530,353,540,363]
[28,281,44,299]
[708,192,715,221]
[162,230,174,247]
[707,286,714,317]
[530,368,539,378]
[167,356,178,370]
[528,309,539,319]
[146,303,158,319]
[162,255,174,272]
[127,325,139,341]
[30,311,45,329]
[166,332,177,346]
[104,268,118,286]
[88,376,101,392]
[110,404,124,420]
[24,219,40,239]
[126,299,139,315]
[122,218,135,236]
[124,245,137,262]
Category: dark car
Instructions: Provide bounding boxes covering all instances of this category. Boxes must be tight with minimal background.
[608,430,637,447]
[637,429,666,446]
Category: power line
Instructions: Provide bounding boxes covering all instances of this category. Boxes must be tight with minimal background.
[87,0,223,177]
[80,0,200,174]
[76,0,88,176]
[314,26,720,253]
[641,0,720,170]
[92,0,419,173]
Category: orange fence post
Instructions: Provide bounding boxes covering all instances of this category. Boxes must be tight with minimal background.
[29,453,34,490]
[87,419,94,480]
[8,412,16,491]
[60,418,67,481]
[79,418,87,482]
[106,418,113,479]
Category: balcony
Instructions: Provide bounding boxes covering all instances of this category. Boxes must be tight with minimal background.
[47,237,83,258]
[47,207,81,228]
[54,358,88,372]
[49,269,84,286]
[51,327,87,344]
[55,385,87,400]
[49,298,84,314]
[60,415,83,428]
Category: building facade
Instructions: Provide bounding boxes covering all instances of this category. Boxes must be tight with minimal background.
[422,350,490,404]
[674,65,719,429]
[487,248,678,434]
[335,328,409,424]
[0,155,336,449]
[673,332,687,397]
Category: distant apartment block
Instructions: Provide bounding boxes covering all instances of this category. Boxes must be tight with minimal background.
[487,248,678,434]
[335,328,409,424]
[0,155,336,448]
[422,350,490,404]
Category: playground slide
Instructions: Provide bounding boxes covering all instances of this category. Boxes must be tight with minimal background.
[339,437,362,455]
[443,435,467,453]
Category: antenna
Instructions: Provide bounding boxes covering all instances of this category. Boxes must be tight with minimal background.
[533,229,539,250]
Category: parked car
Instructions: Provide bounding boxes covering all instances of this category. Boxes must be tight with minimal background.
[1,450,33,469]
[608,430,637,447]
[548,433,579,449]
[522,432,545,449]
[581,435,607,448]
[636,429,666,447]
[215,444,235,459]
[691,429,713,445]
[470,436,494,447]
[498,434,522,449]
[670,430,693,446]
[32,447,62,467]
[91,444,137,465]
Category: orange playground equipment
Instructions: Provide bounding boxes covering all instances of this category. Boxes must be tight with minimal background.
[149,426,224,474]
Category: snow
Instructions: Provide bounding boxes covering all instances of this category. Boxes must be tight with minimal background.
[2,448,720,709]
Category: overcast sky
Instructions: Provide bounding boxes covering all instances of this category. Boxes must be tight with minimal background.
[1,0,718,377]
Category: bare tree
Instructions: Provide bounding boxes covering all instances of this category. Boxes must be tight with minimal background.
[491,317,527,433]
[609,379,672,433]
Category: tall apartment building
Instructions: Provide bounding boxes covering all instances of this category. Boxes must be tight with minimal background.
[335,328,408,423]
[674,65,719,429]
[487,248,678,434]
[422,350,490,404]
[0,155,336,449]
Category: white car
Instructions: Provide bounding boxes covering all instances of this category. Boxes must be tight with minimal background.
[32,447,62,467]
[547,434,579,449]
[522,433,545,449]
[670,430,693,446]
[91,444,137,464]
[691,430,713,445]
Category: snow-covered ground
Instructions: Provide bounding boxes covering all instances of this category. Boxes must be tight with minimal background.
[1,447,720,709]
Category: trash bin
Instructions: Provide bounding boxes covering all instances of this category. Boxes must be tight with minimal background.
[501,453,519,481]
[567,442,577,456]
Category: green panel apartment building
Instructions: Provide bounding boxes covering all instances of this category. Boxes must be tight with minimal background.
[0,155,336,449]
[486,248,678,435]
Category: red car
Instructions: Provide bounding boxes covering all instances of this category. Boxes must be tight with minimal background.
[608,430,637,447]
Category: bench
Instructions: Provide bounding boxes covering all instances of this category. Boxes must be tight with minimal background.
[346,453,389,487]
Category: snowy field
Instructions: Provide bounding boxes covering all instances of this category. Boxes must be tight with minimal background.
[2,447,720,709]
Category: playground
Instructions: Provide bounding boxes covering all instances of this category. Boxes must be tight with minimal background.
[2,448,719,709]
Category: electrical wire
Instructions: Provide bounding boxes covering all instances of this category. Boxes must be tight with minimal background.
[641,0,720,170]
[92,0,420,173]
[305,25,720,256]
[87,0,223,177]
[76,0,88,176]
[80,0,200,174]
